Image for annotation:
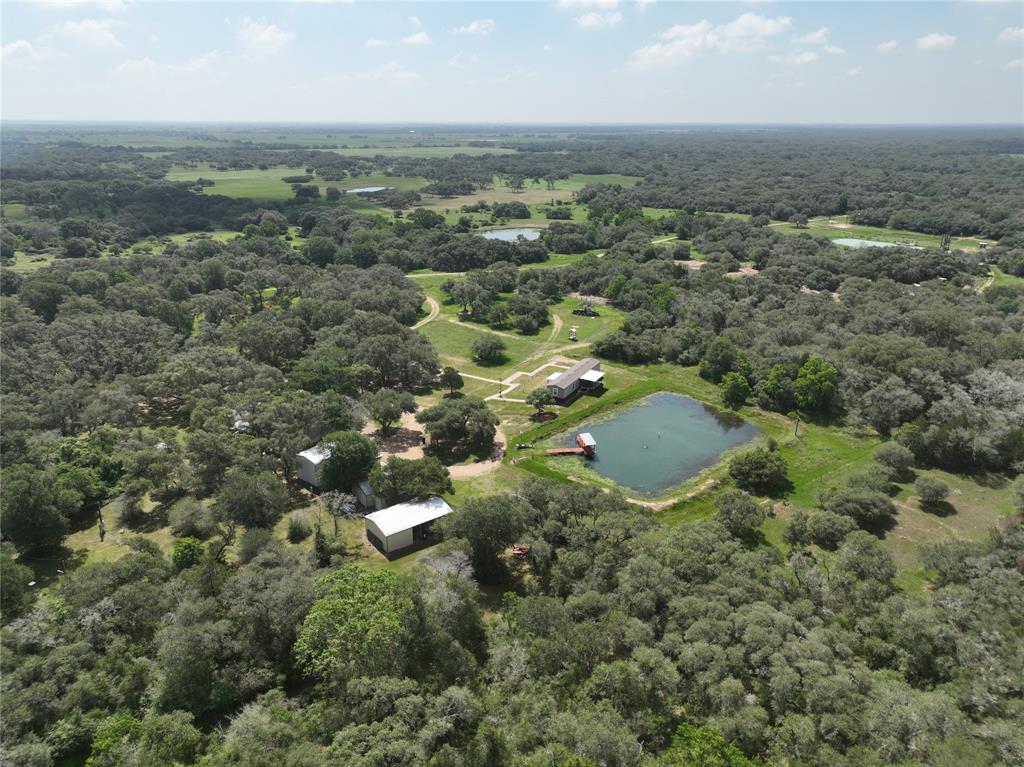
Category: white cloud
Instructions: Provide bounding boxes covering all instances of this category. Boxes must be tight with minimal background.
[364,38,389,48]
[448,50,480,68]
[876,39,899,52]
[408,16,422,27]
[824,45,845,55]
[113,57,157,76]
[495,68,539,84]
[636,0,655,10]
[628,12,791,69]
[2,39,64,65]
[237,18,295,55]
[576,11,623,28]
[178,50,219,73]
[769,50,818,66]
[46,18,123,47]
[401,31,431,45]
[341,61,418,83]
[31,0,129,11]
[916,32,956,51]
[1006,58,1024,70]
[847,66,863,76]
[114,50,219,77]
[454,19,495,35]
[998,26,1024,42]
[543,43,553,52]
[793,27,829,45]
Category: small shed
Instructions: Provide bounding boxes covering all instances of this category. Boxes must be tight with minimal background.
[295,445,330,487]
[355,480,384,510]
[364,497,453,556]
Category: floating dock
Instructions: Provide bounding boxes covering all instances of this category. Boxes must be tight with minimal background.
[546,432,596,458]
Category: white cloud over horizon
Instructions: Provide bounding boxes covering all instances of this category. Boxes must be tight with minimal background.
[916,32,956,51]
[629,12,791,69]
[454,19,495,35]
[45,18,124,48]
[576,11,623,28]
[237,18,294,55]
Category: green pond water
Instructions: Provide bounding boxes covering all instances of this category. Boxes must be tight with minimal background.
[555,392,760,496]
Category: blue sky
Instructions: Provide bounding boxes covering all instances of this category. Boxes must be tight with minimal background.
[2,1,1022,123]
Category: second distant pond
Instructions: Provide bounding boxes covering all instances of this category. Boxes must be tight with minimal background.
[553,392,760,496]
[479,228,542,242]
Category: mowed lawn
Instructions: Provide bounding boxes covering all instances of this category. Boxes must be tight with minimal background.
[419,319,539,379]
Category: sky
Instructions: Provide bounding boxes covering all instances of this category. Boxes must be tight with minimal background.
[2,0,1023,124]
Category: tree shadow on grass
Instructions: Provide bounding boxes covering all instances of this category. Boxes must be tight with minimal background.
[474,354,510,368]
[427,439,500,465]
[920,500,958,518]
[967,472,1009,490]
[442,391,466,400]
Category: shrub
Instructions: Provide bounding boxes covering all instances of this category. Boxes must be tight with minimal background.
[874,442,915,473]
[237,528,274,564]
[916,477,950,507]
[822,487,896,527]
[287,514,312,543]
[715,489,765,537]
[728,446,789,495]
[171,537,204,571]
[807,511,856,549]
[168,498,218,539]
[471,336,506,365]
[783,509,810,547]
[719,372,751,410]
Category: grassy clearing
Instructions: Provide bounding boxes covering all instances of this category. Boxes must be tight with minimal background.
[166,166,313,200]
[989,267,1024,288]
[419,319,539,379]
[2,203,32,222]
[164,165,419,207]
[7,250,56,273]
[772,215,992,252]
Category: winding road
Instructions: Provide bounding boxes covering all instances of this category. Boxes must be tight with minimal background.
[413,296,440,329]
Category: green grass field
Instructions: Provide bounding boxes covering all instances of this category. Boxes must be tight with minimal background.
[772,215,991,252]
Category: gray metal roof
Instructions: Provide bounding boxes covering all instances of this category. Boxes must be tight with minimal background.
[548,358,601,390]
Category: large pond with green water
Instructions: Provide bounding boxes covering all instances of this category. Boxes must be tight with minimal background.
[554,392,760,496]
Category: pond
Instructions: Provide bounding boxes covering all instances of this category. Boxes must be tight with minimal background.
[479,228,541,242]
[553,392,760,496]
[834,238,921,250]
[345,186,391,194]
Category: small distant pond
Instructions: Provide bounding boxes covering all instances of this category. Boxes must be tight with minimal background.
[345,186,391,194]
[553,392,760,496]
[480,228,541,242]
[834,238,921,250]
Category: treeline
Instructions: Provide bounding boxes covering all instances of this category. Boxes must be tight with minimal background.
[0,220,448,557]
[556,217,1024,475]
[3,478,1022,765]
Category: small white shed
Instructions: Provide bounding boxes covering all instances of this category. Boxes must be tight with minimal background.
[364,497,453,556]
[295,445,330,487]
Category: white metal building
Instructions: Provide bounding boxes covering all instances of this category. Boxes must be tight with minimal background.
[295,445,330,487]
[364,497,453,556]
[546,358,604,402]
